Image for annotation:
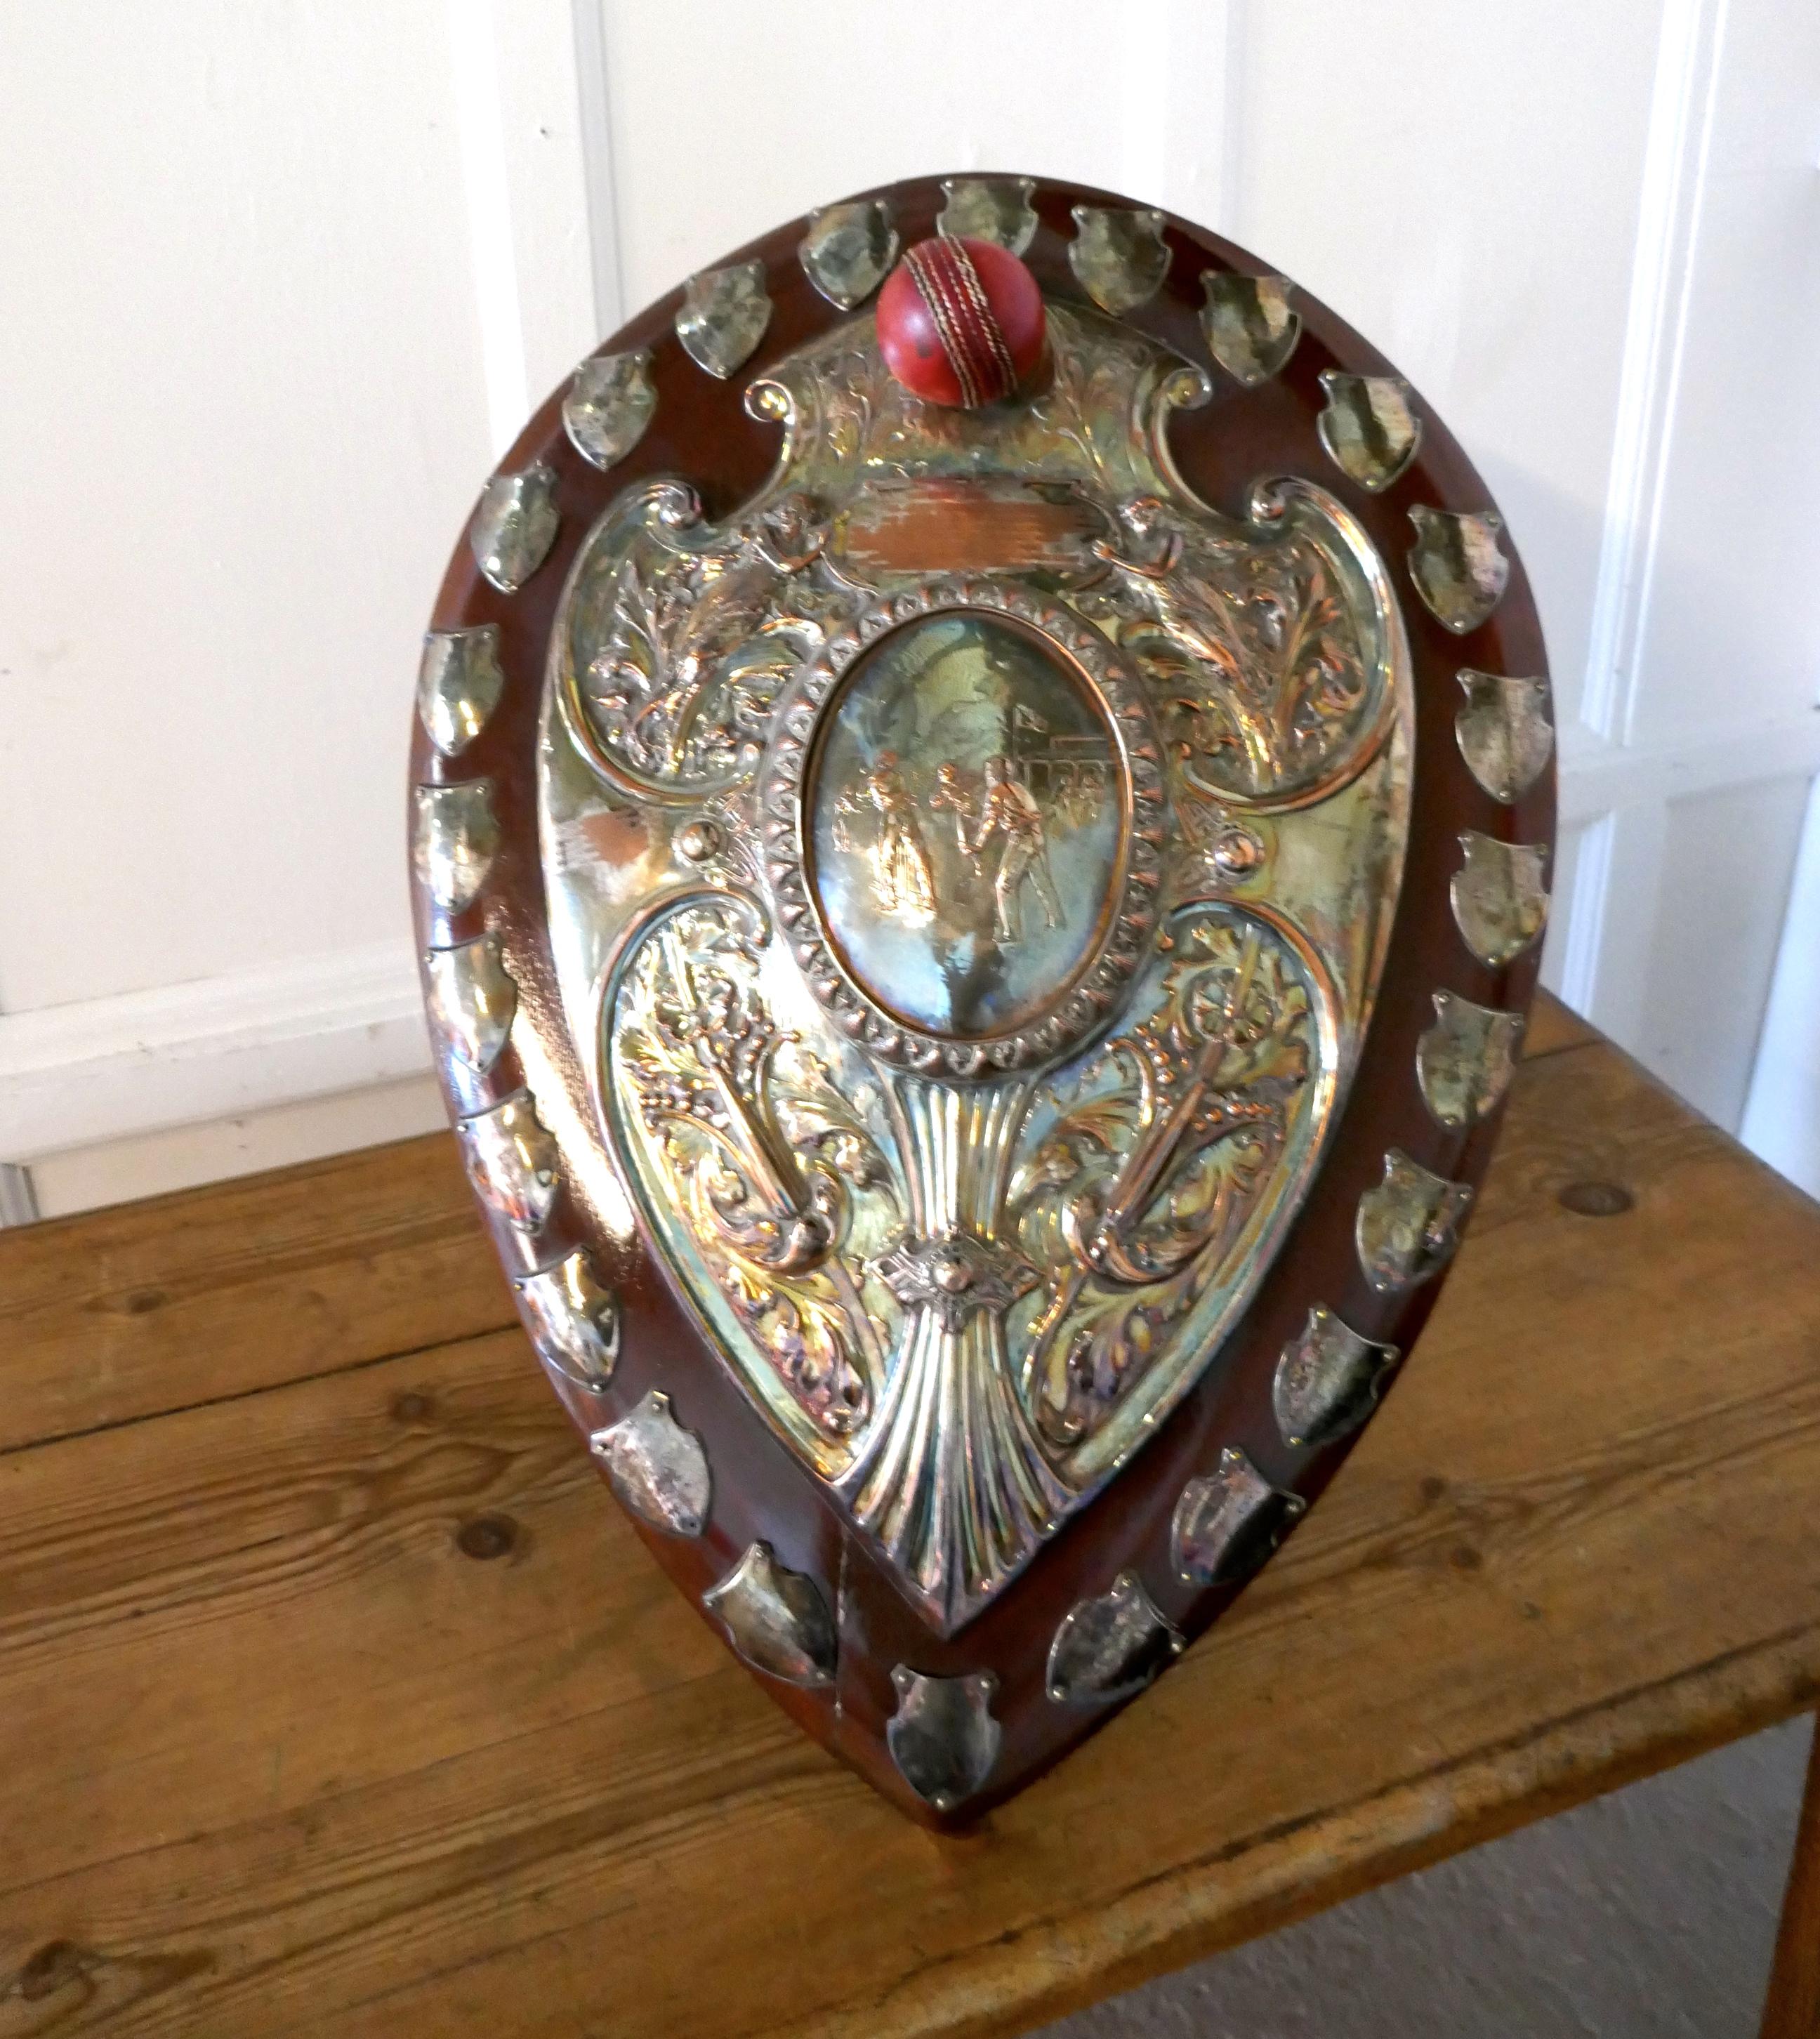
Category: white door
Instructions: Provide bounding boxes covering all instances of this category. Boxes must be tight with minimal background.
[3,0,1817,1212]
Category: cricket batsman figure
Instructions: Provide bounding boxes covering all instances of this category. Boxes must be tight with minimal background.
[963,754,1063,943]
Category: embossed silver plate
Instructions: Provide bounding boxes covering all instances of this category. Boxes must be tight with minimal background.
[411,174,1556,1826]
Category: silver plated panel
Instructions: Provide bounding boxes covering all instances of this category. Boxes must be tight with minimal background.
[1069,206,1168,314]
[675,261,771,379]
[546,300,1417,1632]
[417,626,505,758]
[590,1389,711,1537]
[517,1247,619,1389]
[411,781,499,916]
[1317,373,1421,492]
[564,351,657,472]
[424,930,517,1075]
[1357,1149,1472,1294]
[1172,1446,1306,1585]
[704,1541,837,1687]
[1417,989,1525,1129]
[1046,1571,1184,1704]
[1451,831,1550,967]
[458,1088,560,1232]
[887,1668,1001,1811]
[800,200,898,310]
[1273,1304,1399,1449]
[470,463,560,594]
[1409,507,1508,634]
[1456,671,1555,803]
[939,176,1038,254]
[1199,272,1300,386]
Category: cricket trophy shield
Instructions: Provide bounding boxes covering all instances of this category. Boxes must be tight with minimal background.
[410,176,1555,1826]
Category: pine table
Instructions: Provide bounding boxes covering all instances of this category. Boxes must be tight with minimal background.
[4,995,1819,2037]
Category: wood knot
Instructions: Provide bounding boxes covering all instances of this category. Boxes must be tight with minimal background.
[19,1939,90,2001]
[456,1515,518,1561]
[1557,1180,1634,1218]
[390,1390,435,1425]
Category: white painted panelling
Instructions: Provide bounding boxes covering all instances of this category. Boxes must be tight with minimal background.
[1742,777,1820,1198]
[1637,774,1812,1129]
[595,1,1239,311]
[1579,0,1727,746]
[1537,820,1589,1005]
[0,940,430,1163]
[1626,0,1820,744]
[1234,1,1666,732]
[0,1,494,1015]
[451,0,607,451]
[29,1074,447,1222]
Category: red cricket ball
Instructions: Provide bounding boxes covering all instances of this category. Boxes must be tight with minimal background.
[876,235,1046,409]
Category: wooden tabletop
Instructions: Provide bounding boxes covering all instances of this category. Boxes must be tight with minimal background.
[4,994,1819,2038]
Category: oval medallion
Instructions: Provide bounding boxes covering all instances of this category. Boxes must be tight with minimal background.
[808,612,1125,1039]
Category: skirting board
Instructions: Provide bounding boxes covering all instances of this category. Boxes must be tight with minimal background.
[0,939,434,1165]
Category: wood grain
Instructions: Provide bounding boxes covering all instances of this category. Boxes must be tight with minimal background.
[0,1123,513,1457]
[3,1006,1817,2038]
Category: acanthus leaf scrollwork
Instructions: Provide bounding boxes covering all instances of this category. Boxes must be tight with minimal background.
[547,299,1412,1628]
[1081,492,1384,808]
[615,896,902,1439]
[1008,906,1321,1450]
[563,485,854,801]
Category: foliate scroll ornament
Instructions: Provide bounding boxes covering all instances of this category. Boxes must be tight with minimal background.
[1079,485,1392,809]
[1357,1149,1472,1294]
[611,894,899,1441]
[1008,903,1331,1451]
[1456,671,1555,803]
[560,482,845,803]
[1273,1305,1399,1449]
[1200,273,1300,386]
[1173,1446,1306,1585]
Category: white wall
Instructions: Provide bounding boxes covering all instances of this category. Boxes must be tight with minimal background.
[4,0,1816,1217]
